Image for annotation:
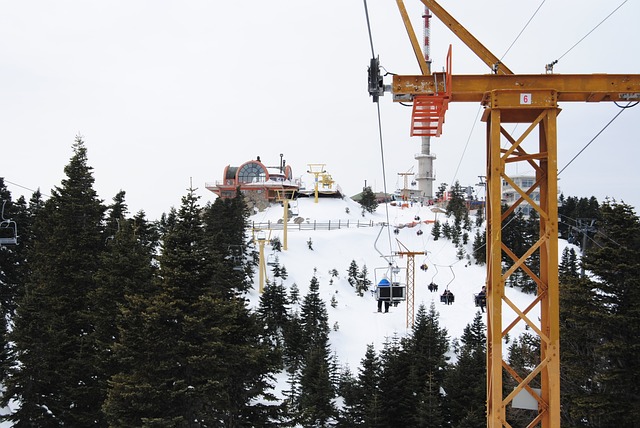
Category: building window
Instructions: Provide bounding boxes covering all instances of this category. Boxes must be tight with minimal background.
[237,162,267,184]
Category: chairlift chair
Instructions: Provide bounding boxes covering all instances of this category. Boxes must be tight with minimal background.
[267,253,277,267]
[0,201,17,246]
[374,265,407,303]
[439,266,456,305]
[427,263,439,292]
[474,293,486,308]
[0,220,17,246]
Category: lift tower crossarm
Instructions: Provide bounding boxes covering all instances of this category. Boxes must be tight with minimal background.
[418,0,513,75]
[392,73,640,103]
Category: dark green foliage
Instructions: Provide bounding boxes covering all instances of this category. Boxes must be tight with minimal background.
[104,188,279,426]
[258,279,291,353]
[347,260,359,288]
[357,265,372,297]
[436,182,448,201]
[358,186,378,214]
[559,247,579,278]
[353,344,383,427]
[577,201,640,426]
[431,219,441,240]
[203,189,253,295]
[4,137,108,426]
[558,195,600,242]
[446,181,468,223]
[297,274,336,426]
[475,206,484,228]
[445,312,486,426]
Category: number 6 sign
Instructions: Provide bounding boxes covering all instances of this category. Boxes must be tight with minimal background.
[520,93,532,105]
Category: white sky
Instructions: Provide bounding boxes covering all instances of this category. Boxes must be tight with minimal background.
[1,1,639,219]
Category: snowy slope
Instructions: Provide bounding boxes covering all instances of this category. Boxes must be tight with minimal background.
[246,196,573,372]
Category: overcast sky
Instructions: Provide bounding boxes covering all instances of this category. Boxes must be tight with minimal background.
[2,1,639,219]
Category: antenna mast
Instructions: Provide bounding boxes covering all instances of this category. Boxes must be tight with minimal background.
[415,6,437,202]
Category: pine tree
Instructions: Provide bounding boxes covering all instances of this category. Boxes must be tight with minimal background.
[358,186,378,214]
[431,219,441,240]
[4,137,107,426]
[257,279,291,353]
[446,181,467,222]
[105,188,279,426]
[472,229,486,266]
[406,304,450,426]
[92,194,158,425]
[356,265,372,297]
[347,260,359,289]
[353,344,383,427]
[297,274,336,426]
[336,365,359,427]
[376,335,414,427]
[578,201,640,426]
[445,312,486,426]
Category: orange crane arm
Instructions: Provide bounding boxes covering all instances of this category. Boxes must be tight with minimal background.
[392,73,640,103]
[418,0,513,75]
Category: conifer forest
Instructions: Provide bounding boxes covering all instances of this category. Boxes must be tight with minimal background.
[1,138,639,427]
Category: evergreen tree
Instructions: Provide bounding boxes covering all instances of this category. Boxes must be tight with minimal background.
[446,181,467,222]
[92,194,158,426]
[257,279,291,353]
[578,201,640,426]
[475,205,485,228]
[346,260,359,289]
[559,274,604,426]
[356,265,372,297]
[297,274,336,426]
[105,188,279,426]
[559,247,579,278]
[377,335,414,427]
[358,186,378,214]
[431,219,441,240]
[435,182,448,201]
[336,366,359,427]
[353,344,383,427]
[203,189,252,295]
[4,137,107,426]
[445,312,486,426]
[406,304,450,426]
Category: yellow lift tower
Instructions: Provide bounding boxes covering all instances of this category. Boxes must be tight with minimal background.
[394,240,425,328]
[307,163,327,203]
[275,189,296,251]
[253,229,271,293]
[369,1,640,426]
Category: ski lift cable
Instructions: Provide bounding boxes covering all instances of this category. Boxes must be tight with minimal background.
[448,104,483,188]
[499,0,546,63]
[550,0,628,67]
[363,0,394,260]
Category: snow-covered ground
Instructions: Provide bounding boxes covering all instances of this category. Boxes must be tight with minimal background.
[245,196,575,374]
[0,195,573,423]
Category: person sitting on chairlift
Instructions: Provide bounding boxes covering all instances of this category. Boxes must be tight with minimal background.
[476,286,487,312]
[441,289,454,305]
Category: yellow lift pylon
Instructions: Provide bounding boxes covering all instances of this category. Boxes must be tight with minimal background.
[374,1,640,427]
[394,240,425,328]
[275,189,296,251]
[307,163,327,204]
[252,228,271,293]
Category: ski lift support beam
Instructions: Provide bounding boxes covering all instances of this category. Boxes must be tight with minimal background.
[394,239,425,328]
[388,1,640,426]
[275,189,296,251]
